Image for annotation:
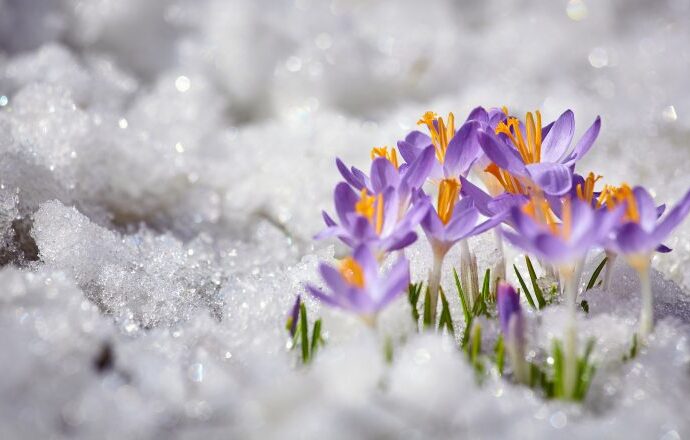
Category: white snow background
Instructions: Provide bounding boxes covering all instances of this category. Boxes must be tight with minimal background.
[0,0,689,438]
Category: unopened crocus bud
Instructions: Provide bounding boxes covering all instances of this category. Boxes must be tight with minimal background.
[497,282,529,384]
[286,295,301,337]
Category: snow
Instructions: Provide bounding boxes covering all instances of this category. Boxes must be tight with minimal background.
[0,0,689,438]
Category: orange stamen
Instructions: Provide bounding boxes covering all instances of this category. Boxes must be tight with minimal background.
[417,111,455,163]
[371,146,399,169]
[437,178,461,224]
[339,257,365,288]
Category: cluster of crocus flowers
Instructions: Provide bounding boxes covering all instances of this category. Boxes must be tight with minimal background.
[303,105,690,372]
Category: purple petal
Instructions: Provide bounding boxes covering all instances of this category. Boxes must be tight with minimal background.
[306,284,341,308]
[526,162,573,196]
[656,204,666,218]
[651,188,690,244]
[443,121,479,178]
[384,231,418,252]
[508,207,541,238]
[406,130,433,149]
[564,116,601,165]
[371,158,400,193]
[656,244,672,253]
[379,257,410,307]
[533,234,571,262]
[444,206,480,241]
[540,110,575,163]
[421,209,445,240]
[459,176,494,217]
[353,244,378,282]
[633,186,658,231]
[502,229,538,255]
[319,263,350,294]
[615,222,653,255]
[466,106,489,125]
[478,131,528,176]
[567,199,596,242]
[334,182,358,227]
[336,158,365,190]
[497,282,521,335]
[402,145,435,190]
[322,210,337,227]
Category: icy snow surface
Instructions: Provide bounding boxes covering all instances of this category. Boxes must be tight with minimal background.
[1,0,690,438]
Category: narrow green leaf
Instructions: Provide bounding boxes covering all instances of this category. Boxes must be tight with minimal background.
[552,340,564,399]
[525,256,546,308]
[513,264,537,310]
[580,300,589,314]
[461,317,473,350]
[407,283,421,323]
[494,334,505,375]
[438,287,455,335]
[299,303,310,364]
[470,322,482,368]
[423,287,432,330]
[453,268,471,324]
[481,268,491,303]
[311,319,322,356]
[586,257,608,290]
[384,335,394,364]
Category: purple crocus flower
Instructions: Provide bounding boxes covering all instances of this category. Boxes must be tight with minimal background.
[396,111,484,181]
[497,282,522,337]
[286,294,301,337]
[305,244,410,321]
[604,185,690,258]
[497,282,529,383]
[502,196,623,265]
[599,185,690,337]
[317,180,430,255]
[477,108,601,196]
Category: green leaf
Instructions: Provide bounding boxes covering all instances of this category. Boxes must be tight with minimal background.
[525,256,546,308]
[470,322,483,375]
[311,319,322,356]
[460,316,473,350]
[552,340,564,399]
[299,302,310,364]
[494,334,505,376]
[407,283,421,323]
[513,264,537,310]
[453,268,471,324]
[580,300,589,314]
[423,287,433,330]
[586,257,608,290]
[438,287,455,335]
[481,268,491,303]
[384,335,394,364]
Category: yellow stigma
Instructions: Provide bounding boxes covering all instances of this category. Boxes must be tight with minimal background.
[484,163,525,195]
[597,183,640,223]
[437,178,461,225]
[576,172,603,204]
[370,146,399,169]
[494,108,543,164]
[417,111,455,163]
[354,189,385,235]
[339,257,365,288]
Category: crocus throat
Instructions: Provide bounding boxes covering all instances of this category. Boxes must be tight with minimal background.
[437,178,461,225]
[417,111,455,163]
[599,183,640,223]
[339,257,365,288]
[370,146,399,169]
[355,189,384,235]
[495,108,543,164]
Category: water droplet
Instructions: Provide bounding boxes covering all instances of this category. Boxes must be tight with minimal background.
[286,56,302,72]
[175,75,191,93]
[566,0,588,21]
[588,47,609,68]
[662,105,677,122]
[175,142,185,153]
[0,96,8,106]
[118,118,128,129]
[188,363,204,382]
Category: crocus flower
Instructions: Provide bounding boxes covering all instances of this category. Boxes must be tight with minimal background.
[600,184,690,336]
[305,244,410,324]
[285,294,301,337]
[397,111,483,181]
[477,108,601,196]
[317,180,429,256]
[419,178,505,323]
[497,282,528,384]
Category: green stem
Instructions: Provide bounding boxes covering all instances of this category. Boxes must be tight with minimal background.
[560,263,579,399]
[427,249,445,327]
[635,258,653,337]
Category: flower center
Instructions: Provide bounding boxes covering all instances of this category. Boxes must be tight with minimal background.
[339,257,365,288]
[484,163,526,195]
[576,172,603,205]
[437,178,461,225]
[494,107,543,164]
[522,194,566,238]
[597,183,640,223]
[417,111,455,163]
[370,146,399,169]
[354,189,384,234]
